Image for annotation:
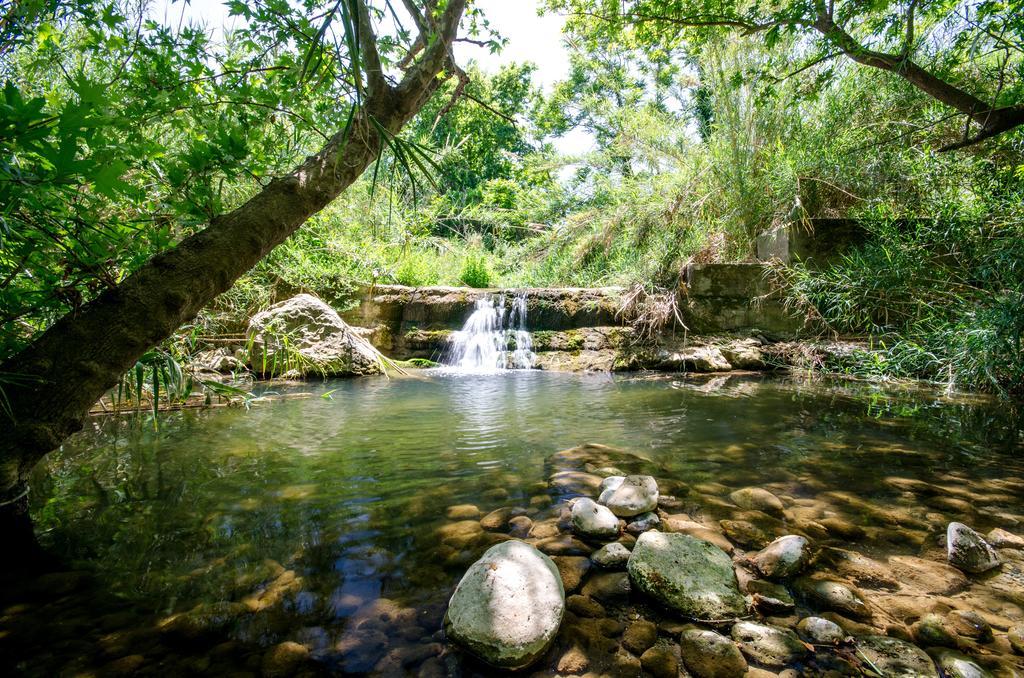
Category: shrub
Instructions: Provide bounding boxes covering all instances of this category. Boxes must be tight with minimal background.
[459,253,492,288]
[394,253,441,287]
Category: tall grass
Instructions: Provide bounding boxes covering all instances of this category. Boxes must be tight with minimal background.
[780,211,1024,394]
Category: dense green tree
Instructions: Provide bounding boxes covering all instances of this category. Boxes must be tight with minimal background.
[537,38,687,174]
[412,63,541,204]
[547,0,1024,148]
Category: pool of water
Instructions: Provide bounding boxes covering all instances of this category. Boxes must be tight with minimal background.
[5,372,1024,676]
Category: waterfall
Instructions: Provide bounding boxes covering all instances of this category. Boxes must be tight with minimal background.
[442,291,536,371]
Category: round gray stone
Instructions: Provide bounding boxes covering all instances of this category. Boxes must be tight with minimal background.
[444,540,565,669]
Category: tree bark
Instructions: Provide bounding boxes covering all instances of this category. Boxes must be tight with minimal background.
[0,0,467,540]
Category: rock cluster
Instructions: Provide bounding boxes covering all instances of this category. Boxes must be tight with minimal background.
[17,442,1024,678]
[432,445,1024,675]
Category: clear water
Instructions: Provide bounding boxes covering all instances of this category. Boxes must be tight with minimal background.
[5,372,1024,676]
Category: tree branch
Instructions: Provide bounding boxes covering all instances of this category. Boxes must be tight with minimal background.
[567,10,810,35]
[812,11,1024,142]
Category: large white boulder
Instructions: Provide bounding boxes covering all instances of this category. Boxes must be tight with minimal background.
[444,540,565,669]
[247,294,381,377]
[598,475,659,517]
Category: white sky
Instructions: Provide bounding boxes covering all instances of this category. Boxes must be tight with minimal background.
[154,0,594,153]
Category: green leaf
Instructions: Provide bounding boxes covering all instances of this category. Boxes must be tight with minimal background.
[92,160,130,197]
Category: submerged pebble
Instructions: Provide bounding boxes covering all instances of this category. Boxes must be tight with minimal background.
[625,511,661,534]
[639,644,679,678]
[679,627,748,678]
[621,619,657,654]
[591,542,631,569]
[1008,625,1023,654]
[855,635,939,678]
[927,648,993,678]
[948,522,1002,574]
[730,621,808,667]
[987,527,1024,550]
[729,487,785,517]
[796,616,845,644]
[795,577,872,620]
[598,475,659,517]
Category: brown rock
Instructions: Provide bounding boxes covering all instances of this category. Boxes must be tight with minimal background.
[729,487,785,517]
[721,519,770,549]
[794,577,871,620]
[549,471,604,495]
[987,528,1024,550]
[819,547,899,591]
[946,609,993,643]
[480,507,517,530]
[552,556,591,593]
[527,519,560,539]
[662,516,734,553]
[534,535,591,556]
[910,614,958,649]
[888,555,969,595]
[679,627,748,678]
[1008,625,1023,654]
[640,645,679,678]
[556,644,589,674]
[418,657,445,678]
[262,642,310,678]
[436,520,484,549]
[102,655,146,677]
[748,579,796,614]
[508,515,533,538]
[334,629,389,673]
[819,517,866,540]
[566,594,605,618]
[446,504,481,520]
[621,620,657,654]
[482,487,510,501]
[820,612,877,637]
[581,571,631,605]
[612,648,643,675]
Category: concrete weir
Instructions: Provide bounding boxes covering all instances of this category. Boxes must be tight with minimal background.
[339,264,843,373]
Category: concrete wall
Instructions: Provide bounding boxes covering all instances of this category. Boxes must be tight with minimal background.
[681,263,805,336]
[756,219,867,267]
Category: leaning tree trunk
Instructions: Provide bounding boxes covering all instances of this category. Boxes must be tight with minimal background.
[0,0,466,558]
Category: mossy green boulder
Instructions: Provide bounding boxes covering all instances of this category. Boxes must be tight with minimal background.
[626,532,747,620]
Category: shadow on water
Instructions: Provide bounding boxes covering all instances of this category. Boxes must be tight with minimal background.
[1,372,1022,675]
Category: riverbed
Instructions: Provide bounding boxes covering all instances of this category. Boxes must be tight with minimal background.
[4,372,1023,676]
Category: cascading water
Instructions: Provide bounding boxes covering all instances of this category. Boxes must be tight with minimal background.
[442,291,536,371]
